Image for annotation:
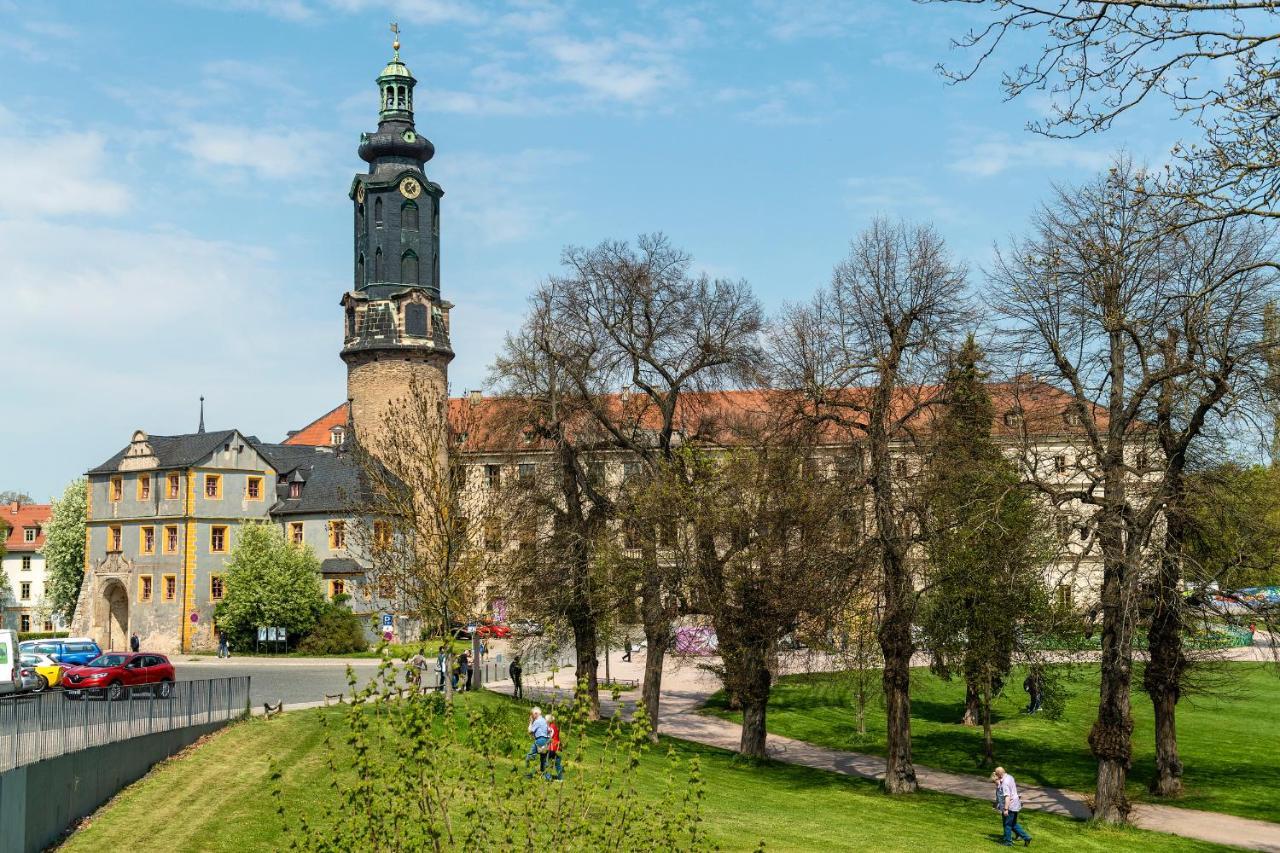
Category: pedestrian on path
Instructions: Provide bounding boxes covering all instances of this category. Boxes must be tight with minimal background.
[509,654,524,699]
[218,631,231,659]
[622,636,632,663]
[130,632,140,653]
[991,767,1032,847]
[544,713,564,780]
[409,648,428,692]
[525,706,550,777]
[436,645,448,691]
[457,651,471,691]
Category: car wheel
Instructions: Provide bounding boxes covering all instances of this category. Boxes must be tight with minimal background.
[34,675,48,693]
[107,681,124,701]
[157,679,173,699]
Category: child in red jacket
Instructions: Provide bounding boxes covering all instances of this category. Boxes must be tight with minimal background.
[544,714,564,781]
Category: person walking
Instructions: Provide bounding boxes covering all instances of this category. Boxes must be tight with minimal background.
[436,645,448,691]
[129,631,140,653]
[457,651,471,692]
[525,706,551,777]
[408,648,428,692]
[991,767,1032,847]
[218,631,230,659]
[509,654,524,699]
[1023,669,1043,714]
[621,635,632,663]
[544,713,564,781]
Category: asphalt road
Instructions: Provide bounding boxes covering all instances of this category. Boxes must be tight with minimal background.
[174,660,388,708]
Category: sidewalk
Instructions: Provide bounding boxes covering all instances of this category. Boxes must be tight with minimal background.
[489,653,1280,853]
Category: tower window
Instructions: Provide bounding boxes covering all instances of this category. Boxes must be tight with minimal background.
[397,85,406,107]
[401,250,419,285]
[385,86,394,109]
[402,200,419,230]
[347,307,357,338]
[374,197,383,228]
[405,303,428,337]
[357,255,365,287]
[374,247,383,280]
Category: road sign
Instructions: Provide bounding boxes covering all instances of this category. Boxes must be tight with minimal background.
[257,627,267,643]
[381,613,393,628]
[190,612,199,623]
[383,631,393,641]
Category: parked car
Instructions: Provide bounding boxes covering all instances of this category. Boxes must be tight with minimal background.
[508,619,543,637]
[476,623,511,639]
[20,638,102,666]
[17,663,40,693]
[0,629,18,697]
[449,623,472,640]
[62,652,176,701]
[19,652,63,691]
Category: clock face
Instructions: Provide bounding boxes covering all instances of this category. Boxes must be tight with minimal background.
[399,176,422,199]
[402,130,417,143]
[355,184,366,203]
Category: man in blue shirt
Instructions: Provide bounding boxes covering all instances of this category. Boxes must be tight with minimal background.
[525,706,551,776]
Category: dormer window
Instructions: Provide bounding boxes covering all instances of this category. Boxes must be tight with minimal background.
[331,426,346,447]
[289,481,303,499]
[23,527,37,543]
[1064,410,1081,427]
[1003,411,1024,428]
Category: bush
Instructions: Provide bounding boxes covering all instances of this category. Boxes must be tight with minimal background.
[296,597,368,655]
[18,631,70,641]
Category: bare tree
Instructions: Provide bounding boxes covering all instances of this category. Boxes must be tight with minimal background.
[928,0,1280,219]
[987,159,1278,820]
[634,419,867,758]
[487,291,618,719]
[349,376,499,703]
[771,218,971,793]
[530,234,764,737]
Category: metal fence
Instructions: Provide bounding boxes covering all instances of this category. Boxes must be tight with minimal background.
[0,677,251,773]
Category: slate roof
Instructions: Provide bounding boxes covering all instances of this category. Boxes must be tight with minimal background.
[320,557,364,575]
[87,430,240,475]
[268,450,371,516]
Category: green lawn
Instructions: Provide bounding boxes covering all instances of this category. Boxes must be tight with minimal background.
[62,691,1235,853]
[704,662,1280,822]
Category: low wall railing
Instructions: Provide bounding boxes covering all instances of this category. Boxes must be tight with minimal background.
[0,676,251,772]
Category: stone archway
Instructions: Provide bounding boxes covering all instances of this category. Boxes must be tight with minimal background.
[96,579,129,651]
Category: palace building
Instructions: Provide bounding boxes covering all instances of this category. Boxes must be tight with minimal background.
[74,41,1106,655]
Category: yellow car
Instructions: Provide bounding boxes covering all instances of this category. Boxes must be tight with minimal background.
[19,652,63,691]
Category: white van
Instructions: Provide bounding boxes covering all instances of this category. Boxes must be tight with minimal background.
[0,629,18,696]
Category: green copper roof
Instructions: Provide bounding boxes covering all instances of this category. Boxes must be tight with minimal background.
[379,58,413,79]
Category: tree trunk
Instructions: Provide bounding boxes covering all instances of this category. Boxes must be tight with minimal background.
[879,578,917,793]
[1088,531,1135,824]
[980,677,994,767]
[855,670,867,736]
[962,680,981,727]
[641,621,666,739]
[1144,481,1187,798]
[570,612,601,721]
[736,650,773,759]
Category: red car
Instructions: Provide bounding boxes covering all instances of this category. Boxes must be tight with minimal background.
[476,623,511,639]
[62,652,176,700]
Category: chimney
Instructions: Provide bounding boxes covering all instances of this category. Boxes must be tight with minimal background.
[9,501,19,515]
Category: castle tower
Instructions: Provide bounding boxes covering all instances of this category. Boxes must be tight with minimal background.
[341,34,453,453]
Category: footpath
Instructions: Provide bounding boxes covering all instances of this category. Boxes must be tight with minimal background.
[489,653,1280,853]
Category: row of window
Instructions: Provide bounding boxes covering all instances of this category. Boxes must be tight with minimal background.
[136,573,223,604]
[285,520,350,550]
[109,473,265,503]
[355,248,421,286]
[107,524,227,554]
[15,614,55,632]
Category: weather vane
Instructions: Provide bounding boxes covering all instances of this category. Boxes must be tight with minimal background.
[390,21,400,58]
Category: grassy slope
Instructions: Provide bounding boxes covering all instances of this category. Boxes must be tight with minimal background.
[63,692,1234,853]
[704,662,1280,822]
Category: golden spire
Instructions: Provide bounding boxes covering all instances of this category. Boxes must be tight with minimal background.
[390,21,400,59]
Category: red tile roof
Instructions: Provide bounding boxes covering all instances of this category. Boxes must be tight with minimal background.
[2,503,50,552]
[284,381,1097,453]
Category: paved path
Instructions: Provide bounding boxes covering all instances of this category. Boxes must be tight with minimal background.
[491,653,1280,853]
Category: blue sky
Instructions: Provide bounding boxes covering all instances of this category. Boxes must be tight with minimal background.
[1,0,1179,500]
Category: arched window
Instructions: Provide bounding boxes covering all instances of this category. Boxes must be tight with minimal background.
[346,307,356,338]
[374,247,383,280]
[356,254,365,286]
[405,303,427,337]
[397,86,406,107]
[401,200,419,230]
[384,86,394,109]
[374,197,383,227]
[401,250,419,284]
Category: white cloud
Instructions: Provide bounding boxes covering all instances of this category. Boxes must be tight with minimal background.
[182,123,336,180]
[949,135,1113,178]
[324,0,483,25]
[540,34,682,103]
[845,176,960,223]
[436,148,584,245]
[0,110,131,217]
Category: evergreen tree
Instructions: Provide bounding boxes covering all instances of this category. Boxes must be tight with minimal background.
[44,478,87,621]
[918,336,1052,765]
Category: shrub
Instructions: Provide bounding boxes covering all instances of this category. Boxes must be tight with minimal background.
[296,597,369,655]
[18,631,70,641]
